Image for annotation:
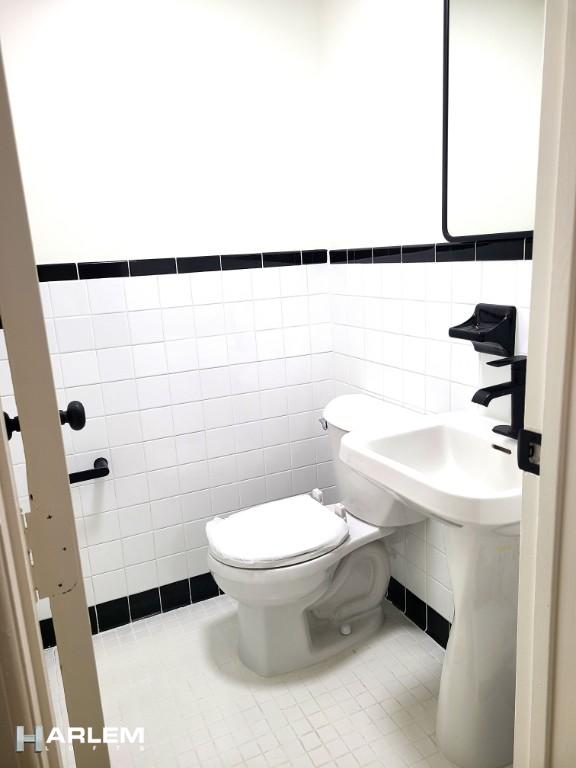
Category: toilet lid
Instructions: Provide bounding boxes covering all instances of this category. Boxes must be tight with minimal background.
[206,495,349,569]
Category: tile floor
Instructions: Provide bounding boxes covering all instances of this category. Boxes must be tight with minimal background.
[45,596,458,768]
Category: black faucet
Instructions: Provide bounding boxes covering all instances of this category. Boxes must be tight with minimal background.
[472,355,527,439]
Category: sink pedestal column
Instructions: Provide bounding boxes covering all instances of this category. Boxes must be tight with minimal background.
[436,526,519,768]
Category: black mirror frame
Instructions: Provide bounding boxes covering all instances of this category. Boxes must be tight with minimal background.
[442,0,534,243]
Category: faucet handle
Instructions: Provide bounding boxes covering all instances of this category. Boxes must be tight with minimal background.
[487,355,527,368]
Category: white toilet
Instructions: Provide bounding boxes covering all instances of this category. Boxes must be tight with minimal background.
[206,395,424,676]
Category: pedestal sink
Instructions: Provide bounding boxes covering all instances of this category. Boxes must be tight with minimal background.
[340,410,521,768]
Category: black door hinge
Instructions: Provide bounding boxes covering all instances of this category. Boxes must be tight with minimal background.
[518,428,542,476]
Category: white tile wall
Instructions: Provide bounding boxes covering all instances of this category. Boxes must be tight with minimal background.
[330,258,532,622]
[2,265,336,617]
[1,258,532,626]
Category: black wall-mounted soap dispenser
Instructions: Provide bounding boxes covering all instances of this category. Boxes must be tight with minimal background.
[448,303,516,357]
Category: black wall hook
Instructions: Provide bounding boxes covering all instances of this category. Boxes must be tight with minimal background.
[3,400,86,441]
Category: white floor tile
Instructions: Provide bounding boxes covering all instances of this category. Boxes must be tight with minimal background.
[44,597,453,768]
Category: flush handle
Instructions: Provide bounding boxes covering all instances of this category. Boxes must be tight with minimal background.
[319,417,328,431]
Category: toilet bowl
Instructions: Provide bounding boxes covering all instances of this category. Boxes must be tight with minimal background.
[207,395,424,676]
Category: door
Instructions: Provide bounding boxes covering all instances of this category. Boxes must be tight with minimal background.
[0,45,110,768]
[514,1,576,765]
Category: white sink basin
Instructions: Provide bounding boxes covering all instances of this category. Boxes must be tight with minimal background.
[340,410,521,529]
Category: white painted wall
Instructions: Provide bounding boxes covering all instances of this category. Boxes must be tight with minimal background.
[0,0,444,264]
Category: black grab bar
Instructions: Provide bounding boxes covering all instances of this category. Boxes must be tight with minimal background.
[69,457,110,485]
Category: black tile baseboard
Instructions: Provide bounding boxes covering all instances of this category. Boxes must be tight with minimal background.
[40,572,451,652]
[39,574,223,649]
[160,579,191,612]
[35,233,533,282]
[386,577,452,650]
[129,588,161,621]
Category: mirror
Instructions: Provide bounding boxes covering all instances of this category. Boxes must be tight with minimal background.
[443,0,545,241]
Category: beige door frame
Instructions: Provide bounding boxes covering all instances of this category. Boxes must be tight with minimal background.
[0,44,110,768]
[515,1,576,765]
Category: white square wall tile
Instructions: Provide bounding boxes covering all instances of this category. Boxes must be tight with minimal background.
[102,379,138,414]
[172,401,204,434]
[92,313,130,349]
[124,276,159,310]
[187,547,209,578]
[158,274,192,307]
[181,489,212,522]
[179,461,210,494]
[151,496,182,529]
[140,406,174,440]
[110,443,146,477]
[114,473,149,508]
[169,371,203,404]
[197,336,228,368]
[200,367,231,399]
[118,503,152,537]
[84,510,121,546]
[87,278,127,314]
[194,304,226,337]
[118,504,152,537]
[126,561,158,594]
[222,269,253,302]
[106,412,142,447]
[55,317,94,353]
[184,519,209,550]
[162,307,195,340]
[154,524,185,558]
[92,569,127,603]
[61,351,99,387]
[136,375,171,409]
[225,302,254,333]
[133,343,167,377]
[89,540,124,575]
[147,467,179,500]
[144,437,177,470]
[129,310,164,344]
[166,339,199,373]
[157,552,188,586]
[97,347,134,382]
[176,432,207,464]
[204,397,234,429]
[50,281,90,317]
[190,271,223,304]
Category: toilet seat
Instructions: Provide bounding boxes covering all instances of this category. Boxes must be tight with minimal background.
[206,494,349,569]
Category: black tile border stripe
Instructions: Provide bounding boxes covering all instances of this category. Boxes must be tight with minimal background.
[37,263,78,282]
[34,233,534,283]
[78,261,129,280]
[386,576,452,650]
[263,251,301,268]
[129,258,176,276]
[39,573,222,649]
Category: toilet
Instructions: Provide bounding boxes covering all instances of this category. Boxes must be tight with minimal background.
[206,394,424,676]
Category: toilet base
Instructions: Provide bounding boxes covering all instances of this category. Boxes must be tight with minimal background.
[235,540,391,676]
[238,602,385,677]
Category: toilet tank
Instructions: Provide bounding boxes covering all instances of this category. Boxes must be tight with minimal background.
[322,395,424,527]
